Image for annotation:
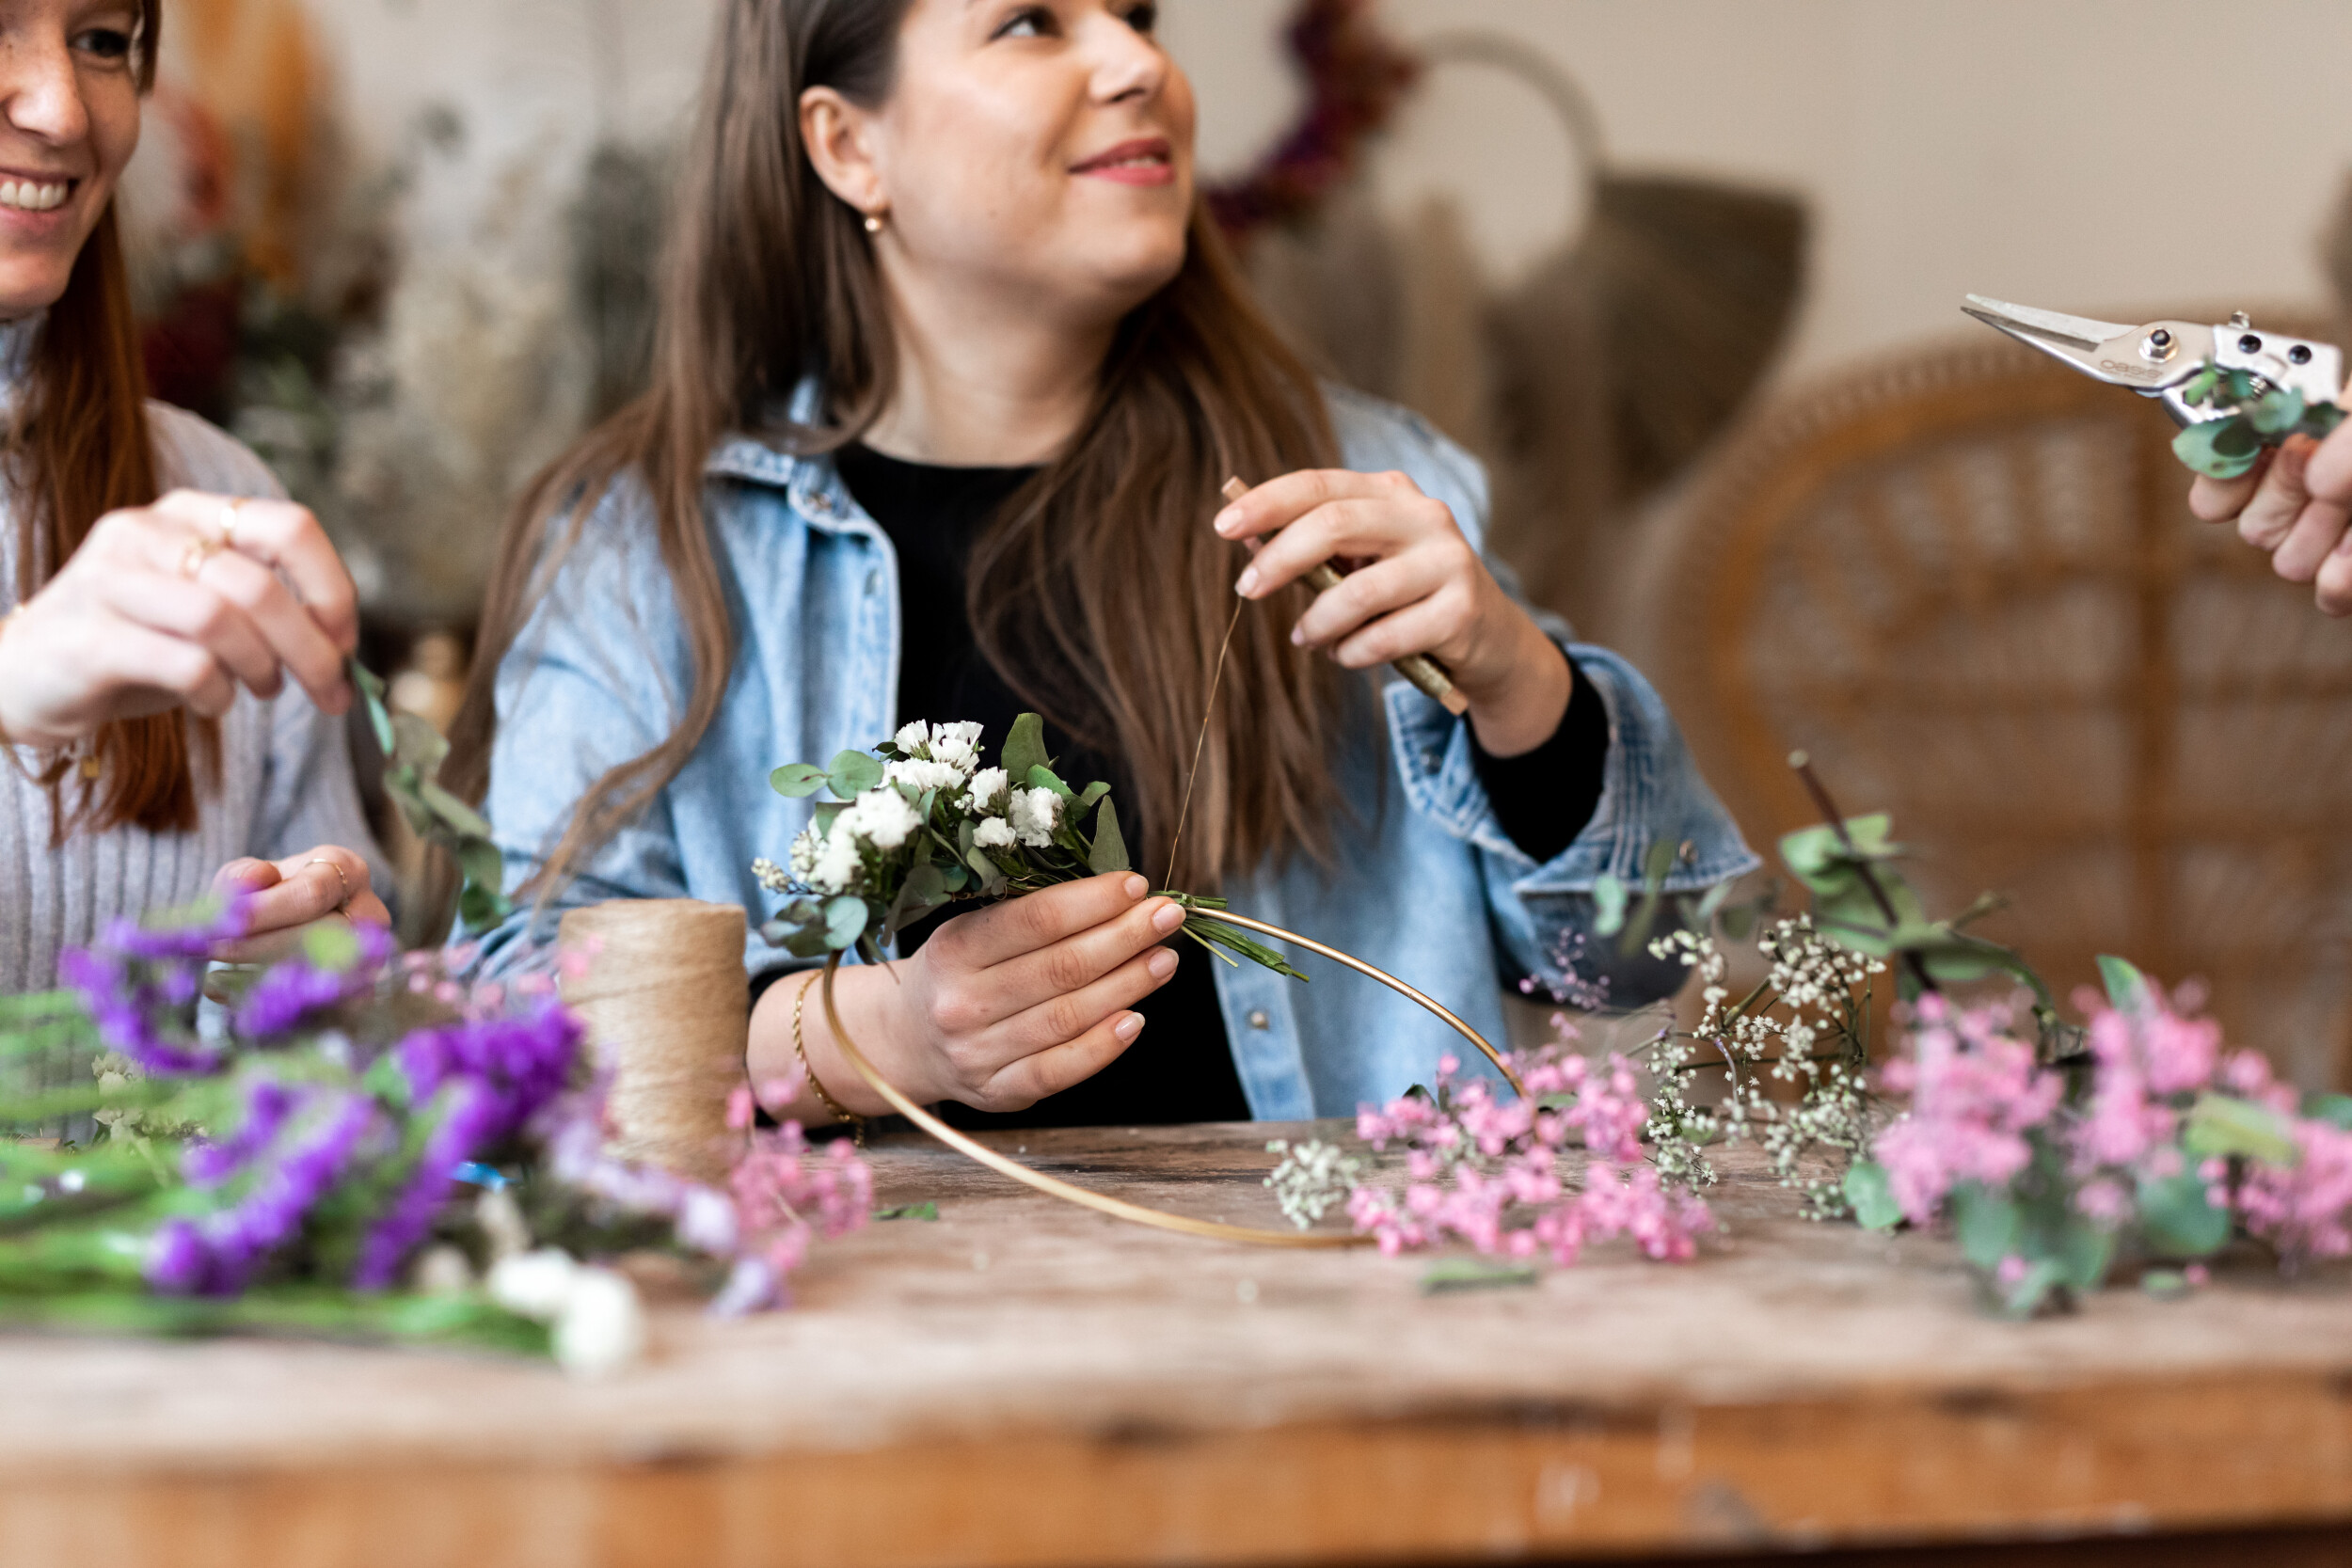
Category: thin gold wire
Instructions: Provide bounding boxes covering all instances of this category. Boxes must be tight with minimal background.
[818,909,1525,1247]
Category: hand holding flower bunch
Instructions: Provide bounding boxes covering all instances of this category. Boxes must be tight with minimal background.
[745,715,1305,1122]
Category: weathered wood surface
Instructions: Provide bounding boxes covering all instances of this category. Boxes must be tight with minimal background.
[4,1120,2351,1567]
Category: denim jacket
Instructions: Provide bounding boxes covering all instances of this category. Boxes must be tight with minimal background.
[474,383,1757,1115]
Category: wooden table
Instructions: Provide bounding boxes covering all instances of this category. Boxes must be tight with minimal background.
[4,1121,2351,1568]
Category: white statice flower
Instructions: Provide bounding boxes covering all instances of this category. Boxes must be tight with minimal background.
[894,720,931,753]
[883,757,968,795]
[486,1248,647,1378]
[1008,785,1061,847]
[963,767,1009,813]
[930,720,983,773]
[751,857,792,895]
[486,1247,580,1319]
[973,816,1017,850]
[843,786,922,850]
[808,817,865,895]
[553,1267,648,1379]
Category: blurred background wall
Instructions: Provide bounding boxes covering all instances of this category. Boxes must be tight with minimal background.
[129,0,2352,1079]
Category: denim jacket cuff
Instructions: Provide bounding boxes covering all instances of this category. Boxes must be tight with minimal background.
[1386,644,1760,896]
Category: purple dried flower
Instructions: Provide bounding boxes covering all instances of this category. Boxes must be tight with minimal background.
[395,1003,581,1144]
[145,1093,377,1296]
[232,925,393,1038]
[350,1083,500,1291]
[58,893,256,1077]
[183,1081,304,1188]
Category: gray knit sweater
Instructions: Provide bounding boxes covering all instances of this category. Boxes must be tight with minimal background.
[0,318,386,995]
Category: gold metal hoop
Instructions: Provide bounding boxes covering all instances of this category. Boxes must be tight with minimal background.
[817,908,1525,1247]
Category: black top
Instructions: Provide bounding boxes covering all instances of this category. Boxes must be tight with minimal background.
[808,443,1611,1130]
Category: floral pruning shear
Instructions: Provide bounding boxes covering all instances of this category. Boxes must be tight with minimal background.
[1963,295,2346,479]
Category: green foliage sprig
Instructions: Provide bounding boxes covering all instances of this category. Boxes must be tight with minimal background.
[2171,359,2348,480]
[348,659,511,935]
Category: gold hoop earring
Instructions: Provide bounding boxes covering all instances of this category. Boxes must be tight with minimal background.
[863,213,884,234]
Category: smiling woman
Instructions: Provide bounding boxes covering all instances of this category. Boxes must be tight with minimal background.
[0,0,389,995]
[451,0,1755,1132]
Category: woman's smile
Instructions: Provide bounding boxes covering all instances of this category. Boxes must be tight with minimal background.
[1069,135,1173,186]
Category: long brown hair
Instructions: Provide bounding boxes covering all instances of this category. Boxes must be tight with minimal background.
[9,1,211,837]
[447,0,1341,897]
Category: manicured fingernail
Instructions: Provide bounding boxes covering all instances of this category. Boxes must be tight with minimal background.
[1234,566,1260,596]
[1147,948,1179,979]
[1289,625,1306,646]
[1123,874,1148,900]
[1115,1012,1147,1043]
[1213,507,1240,535]
[1152,900,1185,934]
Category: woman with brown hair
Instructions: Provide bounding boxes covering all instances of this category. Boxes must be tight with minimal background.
[457,0,1753,1127]
[0,0,388,992]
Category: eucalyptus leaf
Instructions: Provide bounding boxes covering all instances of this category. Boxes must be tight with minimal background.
[771,763,829,799]
[826,750,883,800]
[2172,417,2264,481]
[2097,954,2151,1015]
[2182,1092,2298,1166]
[1996,1257,2068,1320]
[2303,1093,2352,1132]
[1843,1161,1902,1230]
[874,1201,939,1222]
[1950,1183,2020,1270]
[2249,388,2309,436]
[2136,1168,2230,1259]
[1001,712,1050,784]
[416,780,494,840]
[824,895,870,952]
[1088,797,1130,875]
[349,659,396,756]
[1074,781,1112,815]
[300,922,364,974]
[1592,874,1628,937]
[2054,1216,2117,1292]
[389,711,450,772]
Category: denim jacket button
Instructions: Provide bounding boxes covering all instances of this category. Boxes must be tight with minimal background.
[1247,1009,1271,1031]
[865,570,881,596]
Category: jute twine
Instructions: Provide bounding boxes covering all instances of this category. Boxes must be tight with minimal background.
[558,899,749,1185]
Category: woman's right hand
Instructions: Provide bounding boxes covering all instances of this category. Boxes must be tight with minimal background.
[755,873,1186,1117]
[0,490,358,748]
[2188,426,2352,616]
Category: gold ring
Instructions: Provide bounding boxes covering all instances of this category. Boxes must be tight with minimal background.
[219,497,245,549]
[307,857,352,912]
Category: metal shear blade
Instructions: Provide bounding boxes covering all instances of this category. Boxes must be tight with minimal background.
[1963,294,2208,399]
[1961,295,2135,354]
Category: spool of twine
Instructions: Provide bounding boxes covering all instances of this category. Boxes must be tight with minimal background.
[558,899,750,1185]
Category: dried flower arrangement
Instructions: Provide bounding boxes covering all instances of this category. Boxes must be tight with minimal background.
[0,899,869,1376]
[1266,761,2352,1314]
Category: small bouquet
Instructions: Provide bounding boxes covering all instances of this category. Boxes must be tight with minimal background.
[0,897,869,1374]
[755,715,1305,980]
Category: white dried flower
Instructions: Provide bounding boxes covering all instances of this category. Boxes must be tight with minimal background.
[1263,1138,1364,1228]
[751,857,792,895]
[808,816,864,894]
[486,1247,579,1319]
[552,1267,647,1379]
[1008,785,1061,847]
[963,767,1009,812]
[931,721,983,773]
[894,720,930,752]
[973,816,1017,850]
[883,757,967,794]
[843,785,922,850]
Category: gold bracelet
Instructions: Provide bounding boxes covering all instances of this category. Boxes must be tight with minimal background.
[792,970,866,1145]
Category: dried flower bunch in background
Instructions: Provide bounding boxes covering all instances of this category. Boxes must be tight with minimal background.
[0,899,869,1375]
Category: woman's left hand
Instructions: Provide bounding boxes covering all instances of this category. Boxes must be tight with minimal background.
[1216,469,1571,755]
[209,845,391,965]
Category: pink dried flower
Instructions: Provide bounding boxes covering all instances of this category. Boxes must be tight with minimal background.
[1873,996,2060,1225]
